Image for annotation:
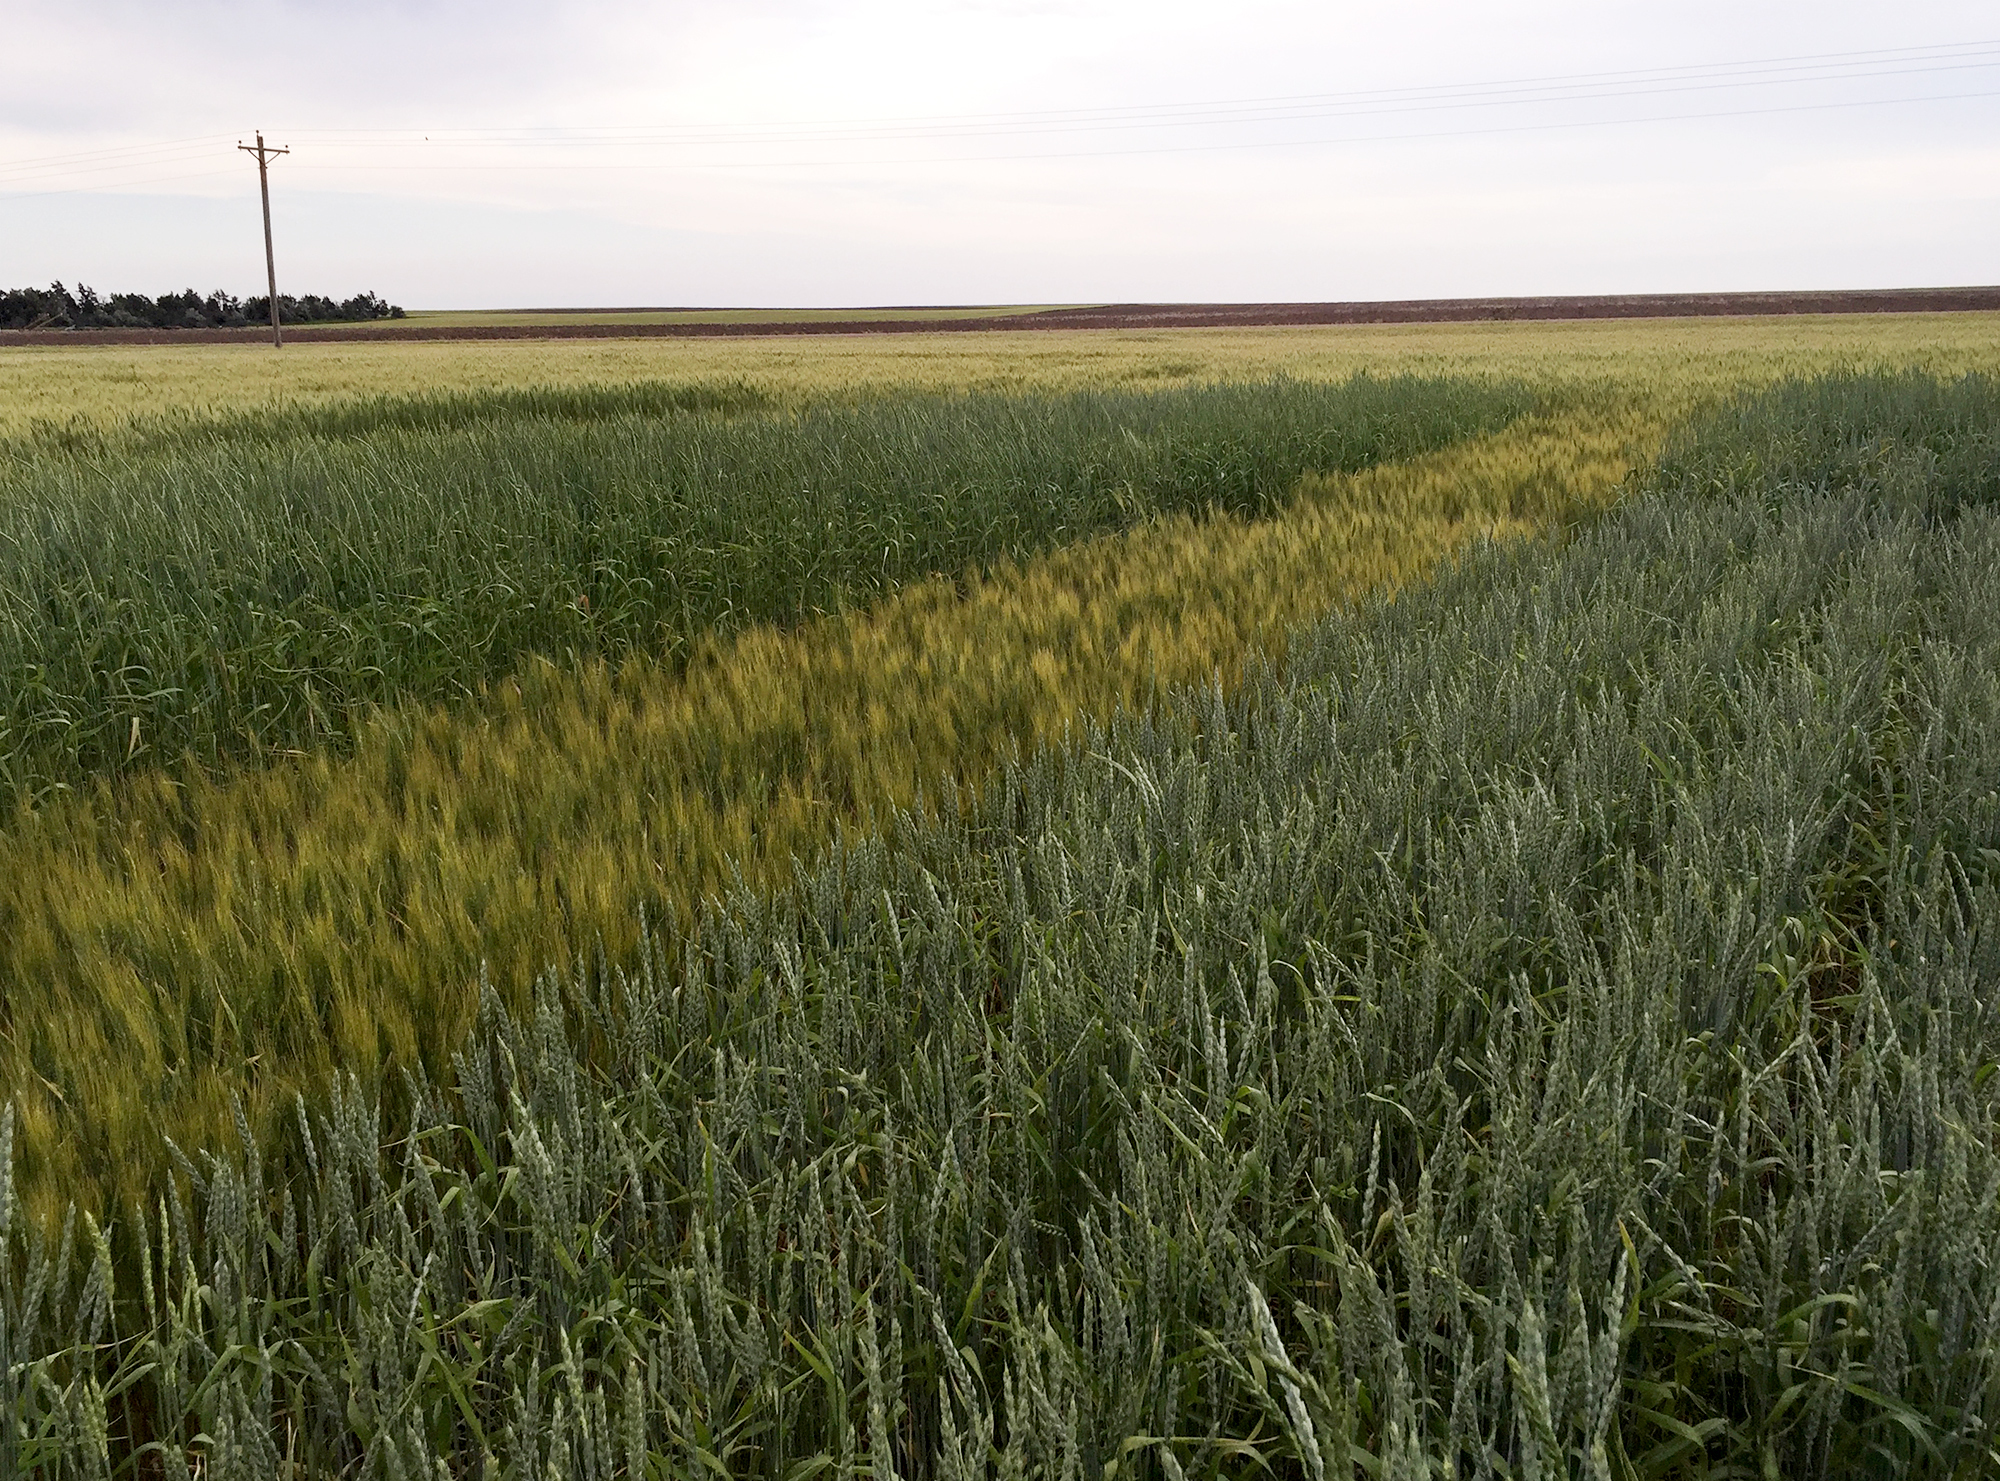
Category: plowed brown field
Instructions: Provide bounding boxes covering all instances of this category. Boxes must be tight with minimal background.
[8,286,1997,346]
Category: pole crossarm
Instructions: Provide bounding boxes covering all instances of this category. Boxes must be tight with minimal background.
[237,131,288,347]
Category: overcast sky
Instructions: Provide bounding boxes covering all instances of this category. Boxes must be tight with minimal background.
[2,1,1997,308]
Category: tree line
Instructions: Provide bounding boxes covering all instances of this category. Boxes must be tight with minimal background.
[1,283,405,331]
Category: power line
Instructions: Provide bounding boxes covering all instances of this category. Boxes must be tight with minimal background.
[1,38,1995,195]
[0,133,237,175]
[257,57,2000,156]
[288,57,2000,150]
[0,168,239,204]
[282,37,2000,140]
[0,148,246,188]
[271,87,2000,174]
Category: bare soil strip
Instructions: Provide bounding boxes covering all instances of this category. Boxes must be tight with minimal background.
[6,287,1998,346]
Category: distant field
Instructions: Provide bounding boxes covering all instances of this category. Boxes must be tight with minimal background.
[7,286,1996,350]
[4,312,1998,438]
[384,304,1091,328]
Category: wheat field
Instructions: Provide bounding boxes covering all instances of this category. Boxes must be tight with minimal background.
[0,316,1997,1475]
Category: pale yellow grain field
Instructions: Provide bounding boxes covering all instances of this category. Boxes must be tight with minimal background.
[4,311,1998,437]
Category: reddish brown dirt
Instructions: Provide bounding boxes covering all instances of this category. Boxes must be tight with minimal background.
[6,287,1998,347]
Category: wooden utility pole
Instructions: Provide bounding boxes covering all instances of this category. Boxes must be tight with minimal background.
[238,132,289,347]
